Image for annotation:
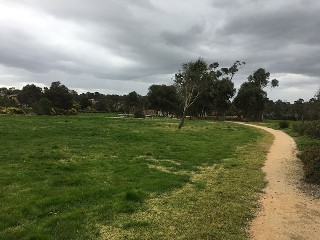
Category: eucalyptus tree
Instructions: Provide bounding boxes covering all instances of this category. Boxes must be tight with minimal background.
[174,58,211,128]
[18,84,43,107]
[208,61,245,118]
[234,68,279,120]
[147,84,179,116]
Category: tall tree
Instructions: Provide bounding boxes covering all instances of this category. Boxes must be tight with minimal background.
[293,98,305,121]
[44,81,73,110]
[209,61,245,117]
[125,91,142,114]
[315,88,320,100]
[18,84,43,106]
[79,94,92,109]
[174,58,211,128]
[234,68,278,120]
[147,84,179,115]
[188,60,245,118]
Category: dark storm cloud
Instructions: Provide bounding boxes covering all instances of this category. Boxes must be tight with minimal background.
[219,0,320,77]
[0,0,319,101]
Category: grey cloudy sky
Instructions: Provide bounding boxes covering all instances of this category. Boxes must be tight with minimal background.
[0,0,319,102]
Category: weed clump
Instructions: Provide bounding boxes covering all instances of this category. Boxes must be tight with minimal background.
[124,190,146,203]
[279,120,289,129]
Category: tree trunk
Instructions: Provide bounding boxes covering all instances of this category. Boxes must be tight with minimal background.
[178,109,187,129]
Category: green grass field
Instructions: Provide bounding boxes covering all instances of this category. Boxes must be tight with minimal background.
[255,120,320,151]
[0,115,272,239]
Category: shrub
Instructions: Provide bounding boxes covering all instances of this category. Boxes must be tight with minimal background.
[293,121,320,139]
[134,109,145,118]
[279,120,289,129]
[304,121,320,139]
[298,146,320,184]
[0,107,25,115]
[21,107,33,114]
[53,108,68,115]
[292,122,307,136]
[32,98,53,115]
[68,108,78,115]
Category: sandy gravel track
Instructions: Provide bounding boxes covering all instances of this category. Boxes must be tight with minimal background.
[237,123,320,240]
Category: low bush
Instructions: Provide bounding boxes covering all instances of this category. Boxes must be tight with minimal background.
[52,108,78,115]
[32,98,53,115]
[68,108,78,115]
[298,146,320,184]
[292,122,306,136]
[304,121,320,139]
[292,121,320,138]
[134,109,145,118]
[21,107,33,114]
[279,120,289,129]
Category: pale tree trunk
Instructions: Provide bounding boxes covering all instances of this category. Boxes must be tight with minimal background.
[177,84,200,129]
[178,94,191,129]
[178,108,187,129]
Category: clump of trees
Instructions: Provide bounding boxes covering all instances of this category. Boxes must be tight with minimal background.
[234,68,279,120]
[173,58,245,128]
[1,58,319,126]
[262,90,320,121]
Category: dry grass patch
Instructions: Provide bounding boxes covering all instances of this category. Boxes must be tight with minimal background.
[99,131,273,240]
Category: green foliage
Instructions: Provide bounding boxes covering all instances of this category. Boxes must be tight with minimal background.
[292,121,320,139]
[0,96,18,107]
[247,68,278,88]
[211,78,236,116]
[32,98,53,115]
[292,122,307,135]
[79,95,92,109]
[234,68,278,120]
[52,108,78,115]
[147,84,180,115]
[234,82,266,120]
[298,146,320,184]
[174,59,244,127]
[174,58,211,128]
[0,107,25,115]
[18,84,43,106]
[44,81,73,110]
[133,108,144,118]
[304,121,320,138]
[279,120,289,129]
[69,108,78,115]
[125,91,144,114]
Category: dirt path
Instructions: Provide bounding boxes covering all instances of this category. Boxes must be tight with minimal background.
[238,123,320,240]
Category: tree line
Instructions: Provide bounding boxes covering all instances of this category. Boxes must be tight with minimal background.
[1,58,319,125]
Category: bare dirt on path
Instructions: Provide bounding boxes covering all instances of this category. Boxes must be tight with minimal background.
[237,123,320,240]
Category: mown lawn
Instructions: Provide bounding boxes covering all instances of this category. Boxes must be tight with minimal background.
[0,114,271,239]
